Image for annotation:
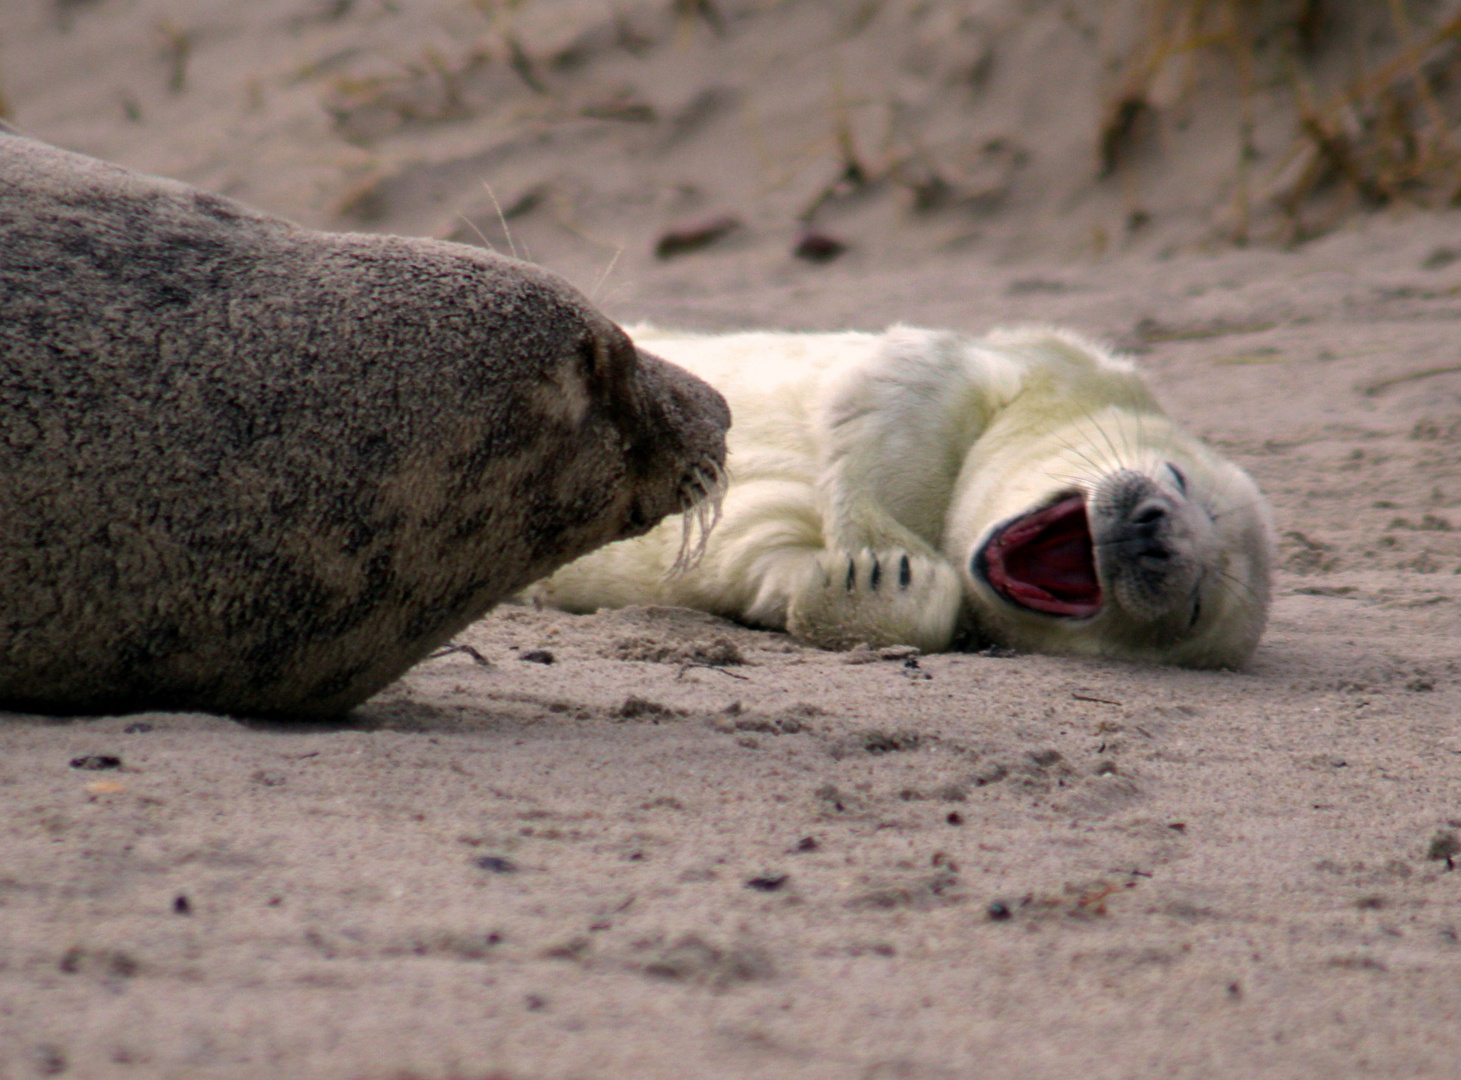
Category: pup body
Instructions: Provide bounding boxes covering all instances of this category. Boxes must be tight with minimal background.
[533,325,1273,667]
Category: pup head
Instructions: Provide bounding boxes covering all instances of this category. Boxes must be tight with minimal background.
[945,334,1274,668]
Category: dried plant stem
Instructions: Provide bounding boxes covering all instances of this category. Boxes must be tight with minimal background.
[1113,1,1461,242]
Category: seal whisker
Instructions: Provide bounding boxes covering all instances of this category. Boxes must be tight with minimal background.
[1215,566,1263,603]
[455,213,498,254]
[589,247,624,304]
[480,180,519,261]
[1055,438,1107,477]
[1042,469,1092,490]
[667,459,726,575]
[1087,411,1131,473]
[1063,414,1107,471]
[1068,411,1125,474]
[1042,423,1111,479]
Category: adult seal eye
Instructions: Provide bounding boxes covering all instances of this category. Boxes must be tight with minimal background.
[1167,462,1187,494]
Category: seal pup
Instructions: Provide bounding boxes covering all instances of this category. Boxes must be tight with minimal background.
[531,325,1274,668]
[0,130,728,718]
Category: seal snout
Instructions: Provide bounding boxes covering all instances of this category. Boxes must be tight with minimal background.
[1123,495,1179,563]
[1091,468,1206,622]
[617,344,730,542]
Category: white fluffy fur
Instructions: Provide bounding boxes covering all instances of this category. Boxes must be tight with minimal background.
[530,325,1275,667]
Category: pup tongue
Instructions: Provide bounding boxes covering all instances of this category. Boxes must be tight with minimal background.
[981,495,1102,617]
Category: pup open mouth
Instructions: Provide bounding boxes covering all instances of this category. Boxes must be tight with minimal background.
[978,495,1102,618]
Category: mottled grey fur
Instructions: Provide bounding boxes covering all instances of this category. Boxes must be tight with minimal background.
[0,133,728,718]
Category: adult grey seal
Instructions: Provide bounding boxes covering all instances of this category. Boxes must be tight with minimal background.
[532,325,1274,668]
[0,130,728,718]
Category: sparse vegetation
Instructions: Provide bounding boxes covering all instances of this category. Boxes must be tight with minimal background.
[154,19,191,94]
[1109,0,1461,243]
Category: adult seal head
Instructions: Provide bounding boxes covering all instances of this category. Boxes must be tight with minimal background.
[0,128,728,718]
[532,325,1274,668]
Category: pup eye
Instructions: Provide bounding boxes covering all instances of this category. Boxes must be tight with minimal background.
[1166,462,1187,494]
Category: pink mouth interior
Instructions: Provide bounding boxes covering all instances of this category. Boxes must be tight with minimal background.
[980,495,1102,618]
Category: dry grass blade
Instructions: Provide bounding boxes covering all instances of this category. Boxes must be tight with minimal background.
[1112,0,1461,243]
[1362,363,1461,396]
[155,20,191,94]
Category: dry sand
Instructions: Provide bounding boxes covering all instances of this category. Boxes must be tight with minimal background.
[3,2,1461,1078]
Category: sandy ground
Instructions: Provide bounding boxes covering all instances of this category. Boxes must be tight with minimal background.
[4,2,1461,1078]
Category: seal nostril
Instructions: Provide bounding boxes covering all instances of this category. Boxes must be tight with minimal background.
[1133,504,1167,527]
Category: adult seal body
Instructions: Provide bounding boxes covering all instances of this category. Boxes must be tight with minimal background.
[0,131,728,717]
[533,325,1274,668]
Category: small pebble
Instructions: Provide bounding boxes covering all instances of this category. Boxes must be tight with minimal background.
[655,215,741,259]
[1428,830,1459,869]
[70,755,121,770]
[475,856,519,874]
[793,231,847,263]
